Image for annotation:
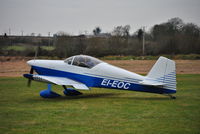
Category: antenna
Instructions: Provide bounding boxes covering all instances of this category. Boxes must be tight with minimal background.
[48,32,50,51]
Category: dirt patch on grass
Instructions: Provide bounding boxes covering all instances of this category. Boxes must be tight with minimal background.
[106,60,200,74]
[0,58,200,77]
[0,60,29,77]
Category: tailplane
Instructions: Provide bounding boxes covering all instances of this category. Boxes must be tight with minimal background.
[146,56,176,91]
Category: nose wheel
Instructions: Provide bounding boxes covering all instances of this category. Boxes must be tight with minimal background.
[40,84,61,98]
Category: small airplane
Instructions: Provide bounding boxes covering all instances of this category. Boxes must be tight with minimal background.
[23,55,177,99]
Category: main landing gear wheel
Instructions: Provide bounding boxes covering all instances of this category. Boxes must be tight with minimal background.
[170,96,176,99]
[62,85,82,96]
[166,94,176,99]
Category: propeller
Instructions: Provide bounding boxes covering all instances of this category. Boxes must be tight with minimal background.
[27,67,34,87]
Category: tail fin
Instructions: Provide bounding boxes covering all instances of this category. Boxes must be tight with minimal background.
[147,56,176,91]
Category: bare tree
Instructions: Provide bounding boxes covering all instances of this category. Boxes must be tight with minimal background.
[112,25,131,37]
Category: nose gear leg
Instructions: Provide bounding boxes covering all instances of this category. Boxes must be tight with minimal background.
[40,84,61,98]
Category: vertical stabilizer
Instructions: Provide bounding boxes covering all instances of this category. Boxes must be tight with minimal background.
[147,57,176,91]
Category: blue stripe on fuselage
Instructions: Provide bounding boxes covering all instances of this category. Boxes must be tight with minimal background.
[32,66,176,94]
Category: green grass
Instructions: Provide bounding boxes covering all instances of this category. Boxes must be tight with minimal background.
[3,45,26,51]
[0,75,200,134]
[3,45,55,52]
[41,46,55,51]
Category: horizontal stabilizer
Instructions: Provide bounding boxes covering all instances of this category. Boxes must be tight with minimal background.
[139,80,164,86]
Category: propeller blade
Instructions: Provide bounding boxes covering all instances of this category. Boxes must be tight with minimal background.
[30,67,34,74]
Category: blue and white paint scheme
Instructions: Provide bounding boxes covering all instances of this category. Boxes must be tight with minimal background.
[23,55,177,99]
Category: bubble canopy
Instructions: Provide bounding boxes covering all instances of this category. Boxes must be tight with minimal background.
[64,55,103,68]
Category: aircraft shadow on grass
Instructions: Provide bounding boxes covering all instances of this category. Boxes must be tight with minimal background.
[26,92,173,103]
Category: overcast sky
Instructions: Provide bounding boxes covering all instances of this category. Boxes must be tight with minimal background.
[0,0,199,36]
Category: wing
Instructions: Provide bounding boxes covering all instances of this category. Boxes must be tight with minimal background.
[31,74,89,90]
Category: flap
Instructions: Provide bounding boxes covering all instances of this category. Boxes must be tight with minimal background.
[33,75,89,90]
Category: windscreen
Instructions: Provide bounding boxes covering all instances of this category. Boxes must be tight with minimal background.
[72,55,103,68]
[64,56,73,65]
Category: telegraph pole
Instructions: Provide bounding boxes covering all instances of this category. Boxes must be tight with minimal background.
[142,26,145,55]
[48,32,51,48]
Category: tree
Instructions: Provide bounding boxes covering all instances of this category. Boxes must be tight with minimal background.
[137,29,143,41]
[55,31,69,36]
[150,17,200,54]
[93,27,101,35]
[180,23,200,53]
[151,17,184,39]
[182,23,200,37]
[112,26,122,36]
[123,25,131,37]
[30,33,35,36]
[112,25,131,37]
[4,33,7,38]
[168,17,184,31]
[37,33,42,37]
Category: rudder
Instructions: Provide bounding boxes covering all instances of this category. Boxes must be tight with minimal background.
[147,56,176,91]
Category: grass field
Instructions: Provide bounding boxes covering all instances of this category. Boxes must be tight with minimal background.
[0,75,200,134]
[2,45,55,52]
[3,45,26,51]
